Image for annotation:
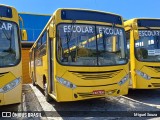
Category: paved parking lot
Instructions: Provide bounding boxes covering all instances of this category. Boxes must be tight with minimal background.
[0,84,160,120]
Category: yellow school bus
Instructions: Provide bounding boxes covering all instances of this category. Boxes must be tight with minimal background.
[29,8,129,102]
[0,4,27,105]
[124,18,160,89]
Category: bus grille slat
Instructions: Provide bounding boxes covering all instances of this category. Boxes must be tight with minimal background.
[69,70,122,80]
[152,83,160,87]
[147,66,160,72]
[0,72,9,77]
[77,92,104,98]
[0,75,4,77]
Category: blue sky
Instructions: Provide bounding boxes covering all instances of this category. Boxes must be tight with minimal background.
[1,0,160,19]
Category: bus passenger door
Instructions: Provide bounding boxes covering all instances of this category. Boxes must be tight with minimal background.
[47,33,55,94]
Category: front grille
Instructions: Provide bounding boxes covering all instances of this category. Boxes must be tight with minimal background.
[151,77,160,79]
[69,70,122,80]
[152,83,160,87]
[0,75,4,77]
[147,66,160,72]
[77,92,103,98]
[0,72,9,77]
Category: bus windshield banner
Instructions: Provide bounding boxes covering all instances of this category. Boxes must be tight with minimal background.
[0,22,12,31]
[138,19,160,27]
[61,10,122,25]
[139,30,160,37]
[63,25,123,36]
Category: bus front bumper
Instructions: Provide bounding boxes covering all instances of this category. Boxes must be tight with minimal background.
[55,81,129,102]
[136,76,160,89]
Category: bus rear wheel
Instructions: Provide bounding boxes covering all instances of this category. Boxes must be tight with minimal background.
[32,73,36,86]
[44,84,52,102]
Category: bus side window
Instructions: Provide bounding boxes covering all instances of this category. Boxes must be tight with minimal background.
[35,44,38,59]
[40,31,47,56]
[42,31,47,44]
[38,38,42,49]
[126,31,130,59]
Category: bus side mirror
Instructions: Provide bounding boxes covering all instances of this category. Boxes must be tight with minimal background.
[132,22,139,40]
[49,24,54,39]
[111,36,119,52]
[133,30,139,40]
[21,29,27,41]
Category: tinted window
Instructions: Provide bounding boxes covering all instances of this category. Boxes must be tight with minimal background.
[138,19,160,27]
[42,31,47,44]
[0,6,12,18]
[61,10,122,25]
[126,31,130,59]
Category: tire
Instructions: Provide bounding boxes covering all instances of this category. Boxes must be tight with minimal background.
[32,73,36,86]
[44,84,52,102]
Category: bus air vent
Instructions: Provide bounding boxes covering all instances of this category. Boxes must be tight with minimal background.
[0,72,9,77]
[69,70,122,80]
[151,83,160,87]
[77,92,104,98]
[147,66,160,72]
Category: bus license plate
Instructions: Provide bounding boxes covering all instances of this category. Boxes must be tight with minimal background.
[93,90,105,95]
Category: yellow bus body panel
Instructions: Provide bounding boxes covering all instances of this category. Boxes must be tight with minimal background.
[3,83,22,105]
[124,18,160,89]
[0,64,22,105]
[30,8,129,102]
[135,60,160,89]
[53,63,129,102]
[0,72,16,88]
[56,80,129,102]
[0,5,22,105]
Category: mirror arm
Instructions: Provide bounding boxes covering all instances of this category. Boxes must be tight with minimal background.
[19,16,24,29]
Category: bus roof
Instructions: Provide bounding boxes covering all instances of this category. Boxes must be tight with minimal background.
[0,4,15,8]
[19,12,51,16]
[124,18,160,26]
[124,18,160,30]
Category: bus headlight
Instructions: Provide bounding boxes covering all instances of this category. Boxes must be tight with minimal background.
[118,74,129,86]
[135,70,151,80]
[0,77,21,93]
[56,76,76,89]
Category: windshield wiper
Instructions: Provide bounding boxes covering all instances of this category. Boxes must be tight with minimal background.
[112,22,115,29]
[57,29,64,59]
[144,26,152,30]
[102,22,115,52]
[97,32,107,55]
[102,31,106,51]
[0,20,11,40]
[65,20,76,61]
[0,20,13,52]
[97,23,115,54]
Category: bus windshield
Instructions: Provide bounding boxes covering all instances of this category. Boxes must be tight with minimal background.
[57,24,127,66]
[0,20,20,67]
[135,30,160,62]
